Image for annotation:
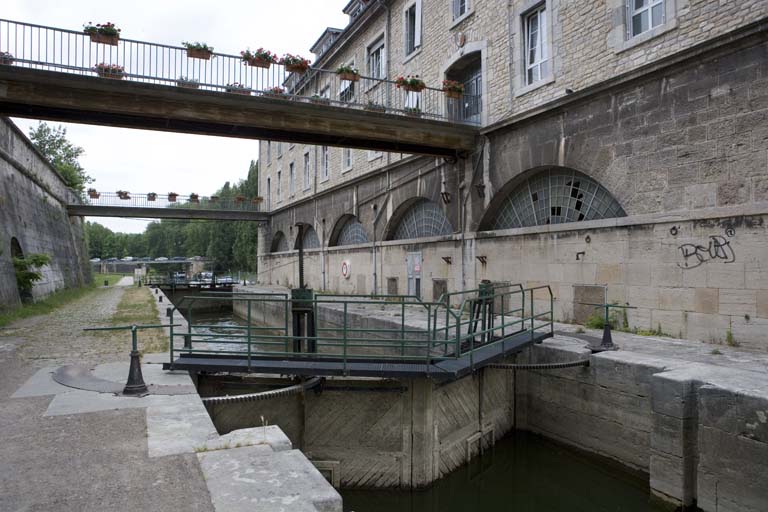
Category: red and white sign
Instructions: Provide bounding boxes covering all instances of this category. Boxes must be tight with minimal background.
[341,260,351,279]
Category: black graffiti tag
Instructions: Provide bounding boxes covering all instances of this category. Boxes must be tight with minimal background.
[677,236,735,269]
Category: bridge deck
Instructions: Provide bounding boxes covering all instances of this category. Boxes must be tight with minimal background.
[164,329,551,380]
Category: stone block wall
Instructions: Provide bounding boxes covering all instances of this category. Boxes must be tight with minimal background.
[0,117,90,310]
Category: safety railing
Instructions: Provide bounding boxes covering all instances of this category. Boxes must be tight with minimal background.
[168,284,554,373]
[0,18,480,125]
[84,191,262,211]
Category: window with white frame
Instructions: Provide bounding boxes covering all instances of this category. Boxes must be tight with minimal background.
[276,170,282,201]
[524,5,548,86]
[289,162,295,196]
[629,0,664,37]
[404,1,422,56]
[321,146,329,180]
[340,61,355,102]
[303,152,311,190]
[277,142,282,158]
[367,37,385,79]
[452,0,469,20]
[343,148,353,170]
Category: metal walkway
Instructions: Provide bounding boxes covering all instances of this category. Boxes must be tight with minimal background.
[162,284,555,381]
[166,329,551,381]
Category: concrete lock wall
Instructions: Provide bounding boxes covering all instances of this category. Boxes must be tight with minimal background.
[517,341,768,511]
[0,117,90,310]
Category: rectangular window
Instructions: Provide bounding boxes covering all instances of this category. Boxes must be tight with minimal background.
[405,90,421,110]
[524,5,548,86]
[277,142,282,158]
[266,177,271,210]
[367,37,385,79]
[322,146,329,180]
[404,1,422,56]
[343,148,352,170]
[367,150,383,161]
[452,0,468,20]
[630,0,664,37]
[289,162,295,196]
[303,152,311,190]
[276,170,282,201]
[339,62,355,102]
[266,141,271,163]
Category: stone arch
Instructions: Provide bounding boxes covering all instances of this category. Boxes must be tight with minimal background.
[11,237,23,259]
[441,42,487,125]
[270,231,289,253]
[478,166,627,231]
[329,215,370,247]
[295,224,321,250]
[385,199,454,241]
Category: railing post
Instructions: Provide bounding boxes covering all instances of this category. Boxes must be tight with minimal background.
[343,302,348,375]
[530,289,535,342]
[247,299,252,372]
[400,301,405,356]
[169,318,175,368]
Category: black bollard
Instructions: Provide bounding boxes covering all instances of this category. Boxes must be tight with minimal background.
[104,280,109,287]
[123,326,148,395]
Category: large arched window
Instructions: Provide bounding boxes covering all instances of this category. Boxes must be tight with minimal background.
[388,200,454,241]
[483,168,626,230]
[271,231,289,253]
[445,51,482,124]
[297,226,321,250]
[332,216,369,246]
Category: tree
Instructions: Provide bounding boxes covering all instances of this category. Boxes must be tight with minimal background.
[14,253,51,302]
[28,122,93,193]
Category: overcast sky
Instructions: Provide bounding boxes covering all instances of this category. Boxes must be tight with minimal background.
[6,1,349,233]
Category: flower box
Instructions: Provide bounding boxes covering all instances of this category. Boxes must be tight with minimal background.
[147,193,157,201]
[338,72,359,82]
[0,52,14,66]
[225,84,250,95]
[186,48,213,60]
[365,103,386,113]
[445,90,462,99]
[247,57,272,68]
[177,80,200,89]
[94,63,125,80]
[87,189,100,199]
[442,80,464,99]
[234,195,246,204]
[285,63,309,73]
[209,196,219,203]
[403,83,425,93]
[280,54,310,74]
[168,193,178,202]
[117,190,131,200]
[90,32,119,45]
[189,194,200,203]
[251,197,263,204]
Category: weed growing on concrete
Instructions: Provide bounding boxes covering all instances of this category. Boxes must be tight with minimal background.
[710,348,722,355]
[726,329,738,347]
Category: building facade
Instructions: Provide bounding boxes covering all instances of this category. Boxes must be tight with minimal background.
[259,0,768,348]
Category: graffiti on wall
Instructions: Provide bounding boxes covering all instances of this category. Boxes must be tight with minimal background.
[677,231,735,269]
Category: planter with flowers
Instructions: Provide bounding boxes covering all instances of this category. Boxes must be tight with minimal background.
[442,80,464,99]
[251,197,264,205]
[83,22,121,45]
[0,52,14,66]
[189,193,200,203]
[396,75,426,93]
[147,193,157,201]
[177,76,200,89]
[264,86,286,98]
[209,195,219,203]
[280,54,310,74]
[241,48,278,69]
[234,195,246,204]
[117,190,131,200]
[183,42,214,60]
[94,63,125,79]
[225,82,250,95]
[336,65,360,82]
[87,188,100,199]
[168,192,178,202]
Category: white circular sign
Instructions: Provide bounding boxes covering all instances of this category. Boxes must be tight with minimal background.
[341,260,352,279]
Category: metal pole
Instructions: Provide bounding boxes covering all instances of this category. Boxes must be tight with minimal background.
[124,326,148,395]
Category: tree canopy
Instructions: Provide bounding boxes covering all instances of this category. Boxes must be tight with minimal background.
[28,122,93,193]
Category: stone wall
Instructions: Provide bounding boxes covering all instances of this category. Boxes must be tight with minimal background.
[0,117,90,309]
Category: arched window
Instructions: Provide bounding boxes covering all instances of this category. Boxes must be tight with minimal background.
[445,51,482,124]
[11,237,23,259]
[298,226,321,250]
[389,200,454,241]
[484,168,626,230]
[333,216,369,246]
[271,232,289,253]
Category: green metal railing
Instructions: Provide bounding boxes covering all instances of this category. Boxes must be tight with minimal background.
[168,285,554,373]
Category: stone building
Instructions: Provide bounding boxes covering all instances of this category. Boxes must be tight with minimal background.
[259,0,768,348]
[0,117,91,309]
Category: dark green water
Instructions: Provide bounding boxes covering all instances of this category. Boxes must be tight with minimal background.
[342,431,664,512]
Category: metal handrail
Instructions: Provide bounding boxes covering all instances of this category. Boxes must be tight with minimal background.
[0,18,480,125]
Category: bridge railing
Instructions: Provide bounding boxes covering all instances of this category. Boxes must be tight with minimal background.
[84,191,262,211]
[0,18,480,125]
[167,285,554,373]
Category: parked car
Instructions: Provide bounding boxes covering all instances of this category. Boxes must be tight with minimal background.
[154,257,169,261]
[89,257,101,263]
[121,256,134,261]
[172,256,186,261]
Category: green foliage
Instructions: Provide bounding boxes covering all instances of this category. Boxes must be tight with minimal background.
[726,329,738,347]
[28,122,93,193]
[13,253,51,296]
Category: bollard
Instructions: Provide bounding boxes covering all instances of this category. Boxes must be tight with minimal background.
[123,326,149,395]
[104,280,109,287]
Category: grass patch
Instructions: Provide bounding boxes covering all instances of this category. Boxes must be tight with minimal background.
[0,285,99,327]
[110,286,168,353]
